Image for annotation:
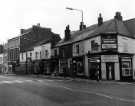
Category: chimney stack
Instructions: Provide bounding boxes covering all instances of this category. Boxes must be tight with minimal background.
[64,25,71,41]
[98,13,103,26]
[37,23,40,27]
[114,12,122,21]
[20,29,24,34]
[79,22,86,31]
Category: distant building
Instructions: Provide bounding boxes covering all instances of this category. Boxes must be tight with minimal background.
[0,49,4,73]
[0,44,6,74]
[18,24,61,74]
[7,36,20,73]
[3,43,8,74]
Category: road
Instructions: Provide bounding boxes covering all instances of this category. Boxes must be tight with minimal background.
[0,75,135,106]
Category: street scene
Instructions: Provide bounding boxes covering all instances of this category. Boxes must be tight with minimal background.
[0,75,135,106]
[0,0,135,106]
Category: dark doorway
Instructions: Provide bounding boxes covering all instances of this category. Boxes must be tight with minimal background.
[89,62,101,80]
[106,62,115,80]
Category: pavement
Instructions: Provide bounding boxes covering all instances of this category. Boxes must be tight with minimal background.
[0,74,135,106]
[4,73,135,85]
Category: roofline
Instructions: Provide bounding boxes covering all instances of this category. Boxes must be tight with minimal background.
[55,32,117,47]
[8,36,20,42]
[118,33,135,39]
[56,32,135,47]
[20,30,32,36]
[124,18,135,22]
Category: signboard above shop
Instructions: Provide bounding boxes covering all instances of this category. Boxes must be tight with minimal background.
[102,44,117,49]
[101,35,117,44]
[88,57,100,63]
[101,55,118,62]
[101,35,117,50]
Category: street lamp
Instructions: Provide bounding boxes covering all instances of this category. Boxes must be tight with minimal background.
[66,7,84,23]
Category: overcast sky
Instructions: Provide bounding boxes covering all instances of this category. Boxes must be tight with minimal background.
[0,0,135,43]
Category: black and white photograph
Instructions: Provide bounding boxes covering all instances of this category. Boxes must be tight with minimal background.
[0,0,135,105]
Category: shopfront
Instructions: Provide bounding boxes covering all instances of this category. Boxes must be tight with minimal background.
[100,34,120,80]
[101,55,120,80]
[120,56,133,81]
[59,59,68,75]
[72,56,85,77]
[88,56,101,80]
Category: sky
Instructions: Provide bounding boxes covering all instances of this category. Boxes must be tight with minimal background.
[0,0,135,43]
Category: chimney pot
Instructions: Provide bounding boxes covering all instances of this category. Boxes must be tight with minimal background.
[98,13,103,26]
[64,25,71,41]
[20,29,24,34]
[79,22,86,31]
[37,23,40,27]
[114,12,122,21]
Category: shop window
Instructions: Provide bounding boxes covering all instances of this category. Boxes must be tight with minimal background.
[91,40,99,51]
[77,62,84,74]
[40,51,41,59]
[122,61,132,76]
[54,49,57,56]
[30,52,32,58]
[35,52,38,59]
[45,50,48,57]
[21,53,23,60]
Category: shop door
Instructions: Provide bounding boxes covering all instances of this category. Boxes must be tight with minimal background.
[106,62,115,80]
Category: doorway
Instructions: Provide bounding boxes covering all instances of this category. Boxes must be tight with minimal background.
[89,62,101,80]
[106,62,115,80]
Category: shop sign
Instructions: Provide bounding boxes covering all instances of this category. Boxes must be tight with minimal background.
[88,57,100,63]
[102,39,116,43]
[102,44,117,49]
[101,55,118,62]
[121,58,131,62]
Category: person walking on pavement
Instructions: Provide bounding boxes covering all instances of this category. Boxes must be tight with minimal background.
[95,69,99,82]
[63,67,66,78]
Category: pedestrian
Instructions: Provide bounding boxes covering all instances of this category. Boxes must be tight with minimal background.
[63,67,66,78]
[95,70,99,82]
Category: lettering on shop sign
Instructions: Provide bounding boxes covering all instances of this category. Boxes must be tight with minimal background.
[101,55,118,62]
[101,35,117,50]
[102,44,117,49]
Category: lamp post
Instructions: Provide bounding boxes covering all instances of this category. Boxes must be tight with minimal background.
[66,7,84,23]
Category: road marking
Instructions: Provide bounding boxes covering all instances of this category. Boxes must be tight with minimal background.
[14,80,24,83]
[0,81,15,84]
[55,85,135,103]
[0,79,34,84]
[95,93,113,99]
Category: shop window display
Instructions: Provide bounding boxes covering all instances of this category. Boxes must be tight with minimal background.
[122,61,132,76]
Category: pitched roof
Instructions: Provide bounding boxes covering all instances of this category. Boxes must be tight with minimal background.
[124,18,135,37]
[56,18,135,47]
[20,26,61,52]
[90,19,131,36]
[56,24,97,46]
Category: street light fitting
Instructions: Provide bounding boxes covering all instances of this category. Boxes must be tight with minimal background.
[66,7,74,10]
[66,7,84,23]
[66,7,82,12]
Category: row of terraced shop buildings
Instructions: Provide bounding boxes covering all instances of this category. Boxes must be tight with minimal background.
[0,12,135,81]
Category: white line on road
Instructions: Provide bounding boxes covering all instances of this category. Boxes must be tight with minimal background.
[0,75,135,103]
[14,80,24,83]
[0,79,34,84]
[56,85,135,103]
